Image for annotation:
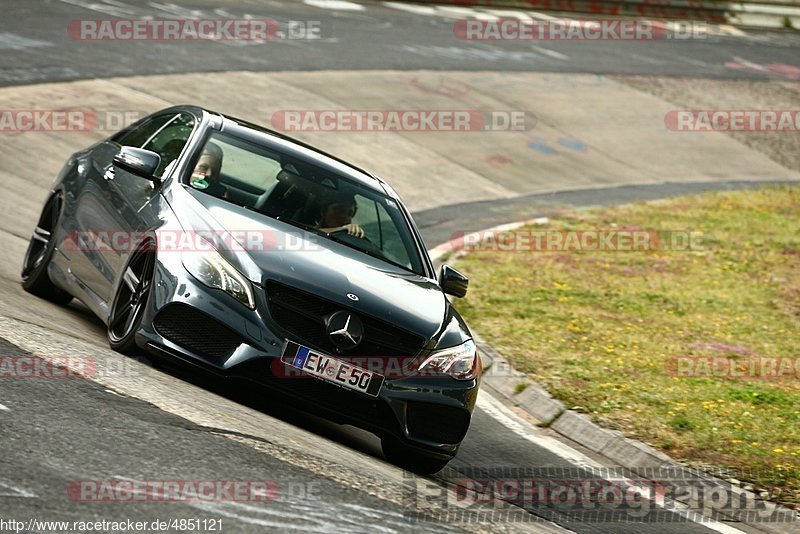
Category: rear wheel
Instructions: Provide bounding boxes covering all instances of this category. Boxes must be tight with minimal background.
[107,244,155,354]
[381,435,453,475]
[21,193,72,305]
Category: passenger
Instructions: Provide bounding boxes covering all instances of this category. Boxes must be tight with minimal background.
[190,142,227,198]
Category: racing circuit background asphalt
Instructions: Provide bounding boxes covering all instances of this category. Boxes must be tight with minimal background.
[1,0,800,532]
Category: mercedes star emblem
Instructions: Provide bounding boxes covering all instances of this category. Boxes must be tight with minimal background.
[326,311,364,350]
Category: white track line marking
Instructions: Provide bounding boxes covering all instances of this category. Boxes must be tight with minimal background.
[435,5,479,14]
[57,0,136,16]
[0,33,52,51]
[382,2,436,15]
[679,56,711,67]
[731,55,768,71]
[719,24,746,36]
[0,402,8,411]
[527,11,559,20]
[526,11,584,27]
[471,12,500,21]
[628,52,665,65]
[149,2,205,18]
[303,0,365,11]
[0,481,36,498]
[531,45,569,60]
[478,392,598,468]
[665,20,709,35]
[483,9,532,20]
[435,5,484,19]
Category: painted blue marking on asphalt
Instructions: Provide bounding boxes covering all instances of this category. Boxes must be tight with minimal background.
[558,139,588,151]
[528,142,555,154]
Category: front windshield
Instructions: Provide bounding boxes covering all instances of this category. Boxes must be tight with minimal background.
[184,131,425,275]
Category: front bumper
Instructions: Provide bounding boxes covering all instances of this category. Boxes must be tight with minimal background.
[135,251,481,458]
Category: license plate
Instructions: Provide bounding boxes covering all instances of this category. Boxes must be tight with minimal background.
[280,340,384,397]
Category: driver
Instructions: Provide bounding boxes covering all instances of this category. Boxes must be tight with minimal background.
[316,190,365,238]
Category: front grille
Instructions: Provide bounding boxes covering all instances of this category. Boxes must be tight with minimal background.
[406,402,471,444]
[153,304,244,361]
[265,281,425,359]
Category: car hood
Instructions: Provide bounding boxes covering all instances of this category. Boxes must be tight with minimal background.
[174,188,447,341]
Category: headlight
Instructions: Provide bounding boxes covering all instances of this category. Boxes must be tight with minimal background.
[417,339,478,380]
[182,248,255,309]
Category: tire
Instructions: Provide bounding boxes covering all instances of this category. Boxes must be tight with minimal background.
[381,435,453,475]
[21,193,73,305]
[107,243,155,355]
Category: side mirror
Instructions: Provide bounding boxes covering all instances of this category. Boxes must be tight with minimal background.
[113,146,161,182]
[440,264,469,298]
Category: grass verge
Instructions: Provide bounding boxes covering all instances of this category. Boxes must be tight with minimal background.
[454,185,800,507]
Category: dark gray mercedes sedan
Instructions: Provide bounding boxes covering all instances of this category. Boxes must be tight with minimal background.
[21,105,481,473]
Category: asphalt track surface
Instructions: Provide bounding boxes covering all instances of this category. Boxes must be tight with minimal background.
[1,0,800,85]
[1,1,799,533]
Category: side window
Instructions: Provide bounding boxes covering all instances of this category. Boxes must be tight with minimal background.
[352,196,413,269]
[187,133,285,207]
[141,113,196,177]
[114,115,173,148]
[376,200,413,269]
